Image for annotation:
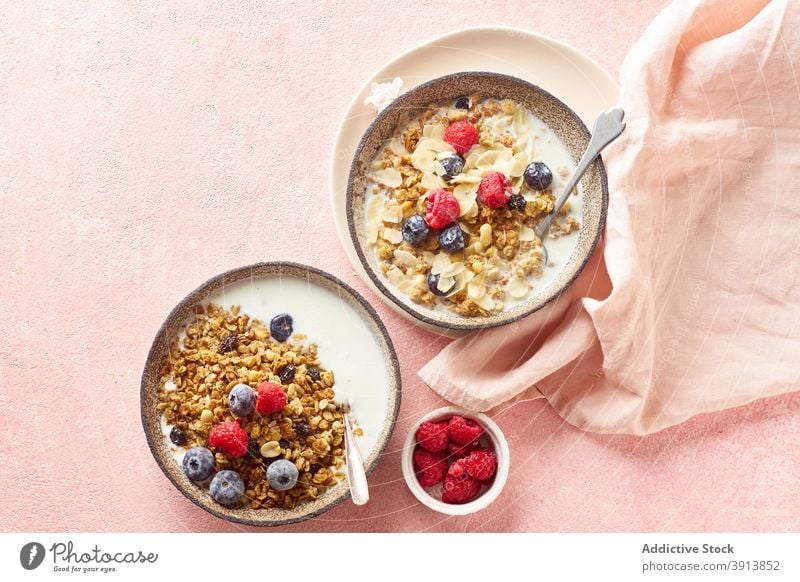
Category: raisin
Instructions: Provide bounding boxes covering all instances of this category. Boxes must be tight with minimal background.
[218,333,238,354]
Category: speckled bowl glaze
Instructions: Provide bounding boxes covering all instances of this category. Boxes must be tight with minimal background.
[140,262,401,526]
[347,71,608,331]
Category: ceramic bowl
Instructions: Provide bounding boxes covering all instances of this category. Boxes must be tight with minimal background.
[401,406,510,516]
[141,262,401,526]
[346,71,608,331]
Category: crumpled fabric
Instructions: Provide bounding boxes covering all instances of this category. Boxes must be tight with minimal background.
[420,0,800,434]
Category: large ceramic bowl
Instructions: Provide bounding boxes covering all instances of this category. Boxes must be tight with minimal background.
[141,262,401,526]
[346,71,608,331]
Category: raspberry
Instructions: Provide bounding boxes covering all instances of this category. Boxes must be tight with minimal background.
[424,189,460,229]
[462,449,497,481]
[447,458,467,478]
[413,447,447,488]
[448,415,484,445]
[447,440,481,461]
[415,420,449,452]
[443,120,479,156]
[256,381,287,415]
[208,421,249,458]
[442,471,482,504]
[478,171,513,208]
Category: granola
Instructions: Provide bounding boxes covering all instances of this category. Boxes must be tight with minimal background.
[157,303,346,510]
[364,94,580,317]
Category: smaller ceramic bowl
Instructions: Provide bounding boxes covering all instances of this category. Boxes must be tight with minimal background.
[401,406,509,516]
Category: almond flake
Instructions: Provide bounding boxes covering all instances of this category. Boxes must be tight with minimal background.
[512,106,529,135]
[411,148,436,174]
[473,293,495,311]
[373,167,402,188]
[393,249,419,267]
[467,279,486,300]
[447,270,475,297]
[422,123,445,140]
[381,205,403,223]
[509,152,529,177]
[388,137,407,155]
[386,266,414,292]
[382,228,403,244]
[485,267,502,281]
[437,275,455,293]
[453,183,478,200]
[450,174,482,185]
[441,262,465,278]
[519,226,535,242]
[458,197,477,218]
[420,172,446,190]
[365,196,383,244]
[508,276,531,299]
[430,253,452,276]
[489,255,507,270]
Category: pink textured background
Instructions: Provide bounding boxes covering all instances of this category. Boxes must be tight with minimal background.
[2,0,798,532]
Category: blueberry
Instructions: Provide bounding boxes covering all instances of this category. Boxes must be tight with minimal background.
[267,459,299,491]
[307,367,321,383]
[209,470,245,507]
[427,272,454,296]
[227,383,255,417]
[218,333,238,354]
[294,421,313,437]
[270,313,293,342]
[169,426,187,446]
[401,215,430,247]
[523,162,553,191]
[438,224,466,253]
[182,446,215,481]
[454,95,471,110]
[278,364,296,383]
[508,194,527,212]
[439,155,465,181]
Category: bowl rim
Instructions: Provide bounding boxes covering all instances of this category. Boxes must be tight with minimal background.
[140,261,402,526]
[346,70,609,331]
[401,405,510,516]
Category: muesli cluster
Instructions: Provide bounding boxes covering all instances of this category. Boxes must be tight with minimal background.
[365,94,579,316]
[157,303,348,510]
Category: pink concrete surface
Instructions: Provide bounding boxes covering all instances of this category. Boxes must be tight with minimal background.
[2,0,798,533]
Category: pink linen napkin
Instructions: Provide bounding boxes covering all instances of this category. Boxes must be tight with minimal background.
[419,0,800,435]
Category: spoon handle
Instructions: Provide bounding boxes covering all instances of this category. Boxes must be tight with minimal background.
[535,107,626,239]
[344,412,369,505]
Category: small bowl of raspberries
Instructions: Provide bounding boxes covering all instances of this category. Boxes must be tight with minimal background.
[401,406,509,515]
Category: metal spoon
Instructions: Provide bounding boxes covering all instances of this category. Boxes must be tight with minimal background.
[341,400,369,505]
[535,107,626,264]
